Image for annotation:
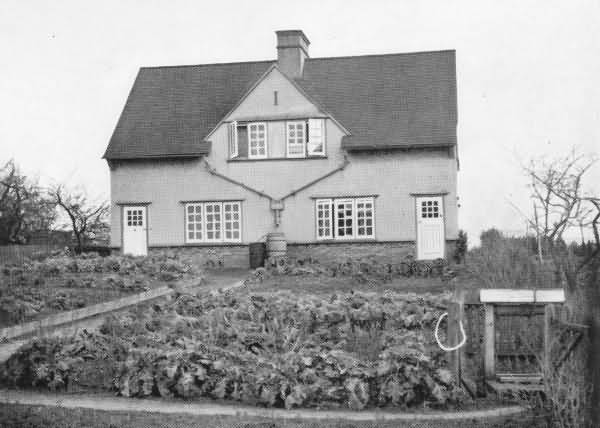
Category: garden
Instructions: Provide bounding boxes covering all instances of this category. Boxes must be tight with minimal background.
[1,285,465,410]
[0,252,203,328]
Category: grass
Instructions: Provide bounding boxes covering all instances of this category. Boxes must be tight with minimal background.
[0,403,551,428]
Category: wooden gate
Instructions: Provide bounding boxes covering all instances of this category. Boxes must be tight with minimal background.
[494,304,545,376]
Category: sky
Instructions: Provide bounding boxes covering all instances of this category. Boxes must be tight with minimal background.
[1,0,599,245]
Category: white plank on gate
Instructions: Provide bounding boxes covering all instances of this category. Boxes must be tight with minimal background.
[535,289,565,303]
[480,289,534,303]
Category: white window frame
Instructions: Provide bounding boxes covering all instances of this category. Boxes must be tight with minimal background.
[286,121,306,158]
[223,201,242,243]
[185,202,242,244]
[355,197,375,238]
[248,122,267,159]
[316,197,375,241]
[185,203,204,243]
[315,198,333,240]
[204,202,222,242]
[307,118,326,156]
[334,198,355,240]
[228,121,238,158]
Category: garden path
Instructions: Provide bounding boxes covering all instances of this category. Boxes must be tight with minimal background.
[0,388,526,422]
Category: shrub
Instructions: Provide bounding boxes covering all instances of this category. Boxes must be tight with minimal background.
[454,230,468,264]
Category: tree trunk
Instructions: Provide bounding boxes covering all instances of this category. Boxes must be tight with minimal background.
[74,232,83,254]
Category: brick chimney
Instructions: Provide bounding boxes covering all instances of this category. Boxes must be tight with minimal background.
[276,30,310,79]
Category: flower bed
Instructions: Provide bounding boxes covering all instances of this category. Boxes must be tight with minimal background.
[1,288,467,410]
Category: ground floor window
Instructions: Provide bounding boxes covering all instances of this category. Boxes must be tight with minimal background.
[315,197,375,240]
[185,201,241,243]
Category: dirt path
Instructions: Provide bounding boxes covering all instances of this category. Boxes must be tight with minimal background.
[0,388,525,422]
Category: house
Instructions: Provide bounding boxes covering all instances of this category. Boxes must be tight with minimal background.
[103,30,459,266]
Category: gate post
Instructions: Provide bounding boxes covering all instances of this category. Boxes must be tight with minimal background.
[484,303,495,379]
[448,283,465,384]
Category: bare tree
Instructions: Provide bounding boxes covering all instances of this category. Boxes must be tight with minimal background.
[50,185,109,253]
[0,160,56,244]
[524,150,599,275]
[523,149,599,427]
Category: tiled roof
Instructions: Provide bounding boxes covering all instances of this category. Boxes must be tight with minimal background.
[103,51,456,159]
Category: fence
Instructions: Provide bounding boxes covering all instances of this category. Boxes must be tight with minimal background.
[0,244,64,265]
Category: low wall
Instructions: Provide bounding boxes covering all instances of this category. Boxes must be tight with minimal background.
[149,245,250,269]
[148,241,457,269]
[287,241,416,265]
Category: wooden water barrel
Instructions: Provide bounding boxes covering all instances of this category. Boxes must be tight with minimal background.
[248,242,266,269]
[266,232,287,259]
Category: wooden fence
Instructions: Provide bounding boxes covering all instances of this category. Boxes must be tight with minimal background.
[0,244,63,265]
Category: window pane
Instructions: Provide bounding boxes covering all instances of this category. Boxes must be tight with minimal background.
[316,199,332,239]
[356,199,374,237]
[249,123,266,158]
[222,202,241,242]
[186,204,203,242]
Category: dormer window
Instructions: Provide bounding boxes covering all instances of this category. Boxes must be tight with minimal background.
[248,122,267,159]
[286,118,325,158]
[286,121,306,157]
[307,118,325,156]
[228,118,325,160]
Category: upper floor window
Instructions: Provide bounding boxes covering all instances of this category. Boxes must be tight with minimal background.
[248,122,267,159]
[287,121,306,158]
[286,118,325,158]
[229,121,268,159]
[306,118,325,156]
[228,118,325,160]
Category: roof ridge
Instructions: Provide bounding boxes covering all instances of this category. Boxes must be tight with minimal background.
[140,59,275,71]
[137,49,454,71]
[307,49,455,62]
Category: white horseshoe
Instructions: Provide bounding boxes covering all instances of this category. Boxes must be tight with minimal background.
[434,312,466,352]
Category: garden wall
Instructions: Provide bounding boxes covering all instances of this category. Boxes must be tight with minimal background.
[148,240,457,269]
[287,240,456,265]
[149,245,250,268]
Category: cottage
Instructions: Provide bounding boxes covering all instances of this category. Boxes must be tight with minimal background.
[103,30,459,266]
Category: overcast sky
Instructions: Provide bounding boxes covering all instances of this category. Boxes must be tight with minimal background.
[1,0,599,244]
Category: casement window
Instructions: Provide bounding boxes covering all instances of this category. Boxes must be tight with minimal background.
[315,199,333,239]
[286,118,326,158]
[228,122,238,158]
[248,122,267,159]
[228,122,263,159]
[228,119,325,160]
[315,197,375,240]
[307,118,325,156]
[286,121,306,158]
[223,202,241,241]
[185,201,242,243]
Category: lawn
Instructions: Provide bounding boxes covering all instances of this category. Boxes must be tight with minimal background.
[0,253,204,328]
[0,403,551,428]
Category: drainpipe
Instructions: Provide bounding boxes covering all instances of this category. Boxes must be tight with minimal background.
[203,157,351,228]
[203,160,272,200]
[280,156,350,200]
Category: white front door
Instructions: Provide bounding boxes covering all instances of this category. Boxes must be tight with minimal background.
[122,206,147,256]
[416,196,445,260]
